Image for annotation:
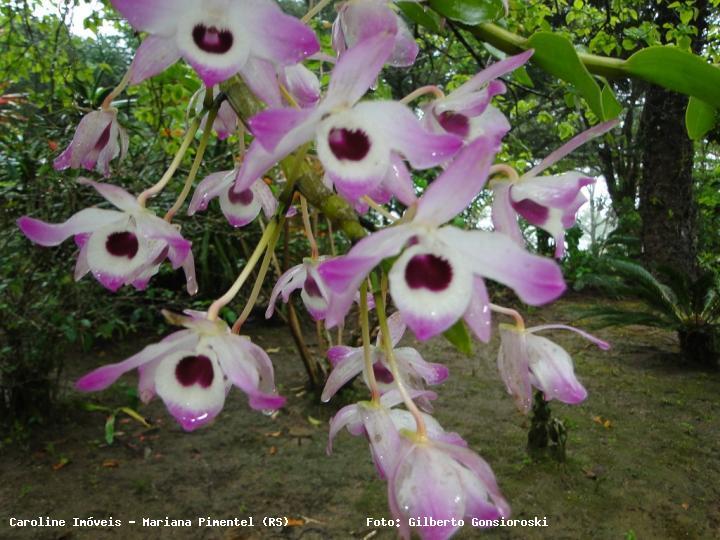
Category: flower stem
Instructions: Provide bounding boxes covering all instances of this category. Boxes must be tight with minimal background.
[490,303,525,330]
[207,218,278,322]
[137,116,202,207]
[300,195,319,259]
[361,196,397,222]
[302,0,334,23]
[489,163,520,182]
[232,218,284,332]
[374,274,427,439]
[399,85,445,105]
[102,70,131,110]
[359,281,380,401]
[164,100,220,222]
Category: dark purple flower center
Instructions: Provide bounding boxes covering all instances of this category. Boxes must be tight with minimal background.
[437,111,470,138]
[405,254,453,292]
[373,362,395,384]
[94,123,112,150]
[176,355,214,388]
[228,186,254,206]
[192,24,233,54]
[106,231,139,258]
[328,128,370,161]
[303,275,323,298]
[511,198,549,226]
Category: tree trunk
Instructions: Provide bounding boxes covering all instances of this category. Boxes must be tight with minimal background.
[638,86,699,279]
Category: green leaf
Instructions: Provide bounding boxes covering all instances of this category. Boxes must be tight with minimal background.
[527,32,619,120]
[119,407,151,428]
[428,0,504,25]
[512,66,534,87]
[685,97,716,140]
[443,320,474,357]
[105,414,116,445]
[624,46,720,109]
[397,2,443,33]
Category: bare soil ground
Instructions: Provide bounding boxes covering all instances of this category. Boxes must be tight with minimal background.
[1,297,719,540]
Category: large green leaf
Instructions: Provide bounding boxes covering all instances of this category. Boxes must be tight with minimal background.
[624,47,720,109]
[397,2,443,33]
[428,0,504,25]
[685,97,716,141]
[527,32,619,121]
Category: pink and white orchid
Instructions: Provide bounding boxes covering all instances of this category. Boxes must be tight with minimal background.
[332,0,419,68]
[321,312,449,401]
[423,50,534,145]
[497,323,610,413]
[188,169,277,228]
[389,435,510,540]
[319,137,566,341]
[234,33,462,205]
[492,119,619,257]
[116,0,319,91]
[76,310,285,431]
[53,109,128,177]
[18,179,197,294]
[265,257,332,321]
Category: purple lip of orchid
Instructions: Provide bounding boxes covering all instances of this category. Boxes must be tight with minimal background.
[328,128,371,161]
[75,313,286,432]
[405,254,453,292]
[176,355,214,387]
[17,178,197,295]
[192,24,234,54]
[234,32,462,204]
[116,0,320,89]
[106,231,139,258]
[318,137,566,341]
[227,187,254,206]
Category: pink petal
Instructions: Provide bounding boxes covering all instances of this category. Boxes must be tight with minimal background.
[188,169,234,215]
[440,227,566,306]
[18,209,123,247]
[415,137,497,226]
[244,0,319,65]
[265,264,305,318]
[497,326,532,413]
[524,333,588,404]
[326,32,395,107]
[280,63,321,108]
[527,324,611,350]
[238,56,283,108]
[75,330,197,391]
[110,0,181,33]
[77,177,140,213]
[453,50,534,97]
[321,347,364,402]
[491,181,525,246]
[136,214,192,269]
[463,277,492,343]
[394,347,449,385]
[524,119,619,178]
[358,100,462,169]
[249,108,315,152]
[128,34,181,84]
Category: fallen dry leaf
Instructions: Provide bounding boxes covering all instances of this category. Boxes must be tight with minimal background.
[269,446,277,455]
[52,457,70,471]
[102,459,120,468]
[265,431,282,438]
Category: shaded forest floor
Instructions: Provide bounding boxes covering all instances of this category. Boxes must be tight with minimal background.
[1,296,719,540]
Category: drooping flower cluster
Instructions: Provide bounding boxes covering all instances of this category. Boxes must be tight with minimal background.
[16,1,617,538]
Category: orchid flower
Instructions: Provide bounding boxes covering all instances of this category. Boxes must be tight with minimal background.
[423,50,534,145]
[321,312,449,401]
[279,63,321,108]
[265,257,332,321]
[188,169,277,228]
[75,310,285,431]
[53,110,128,177]
[234,33,462,206]
[332,0,419,68]
[491,119,619,257]
[388,435,510,540]
[328,389,447,478]
[116,0,319,93]
[318,137,566,341]
[497,323,610,413]
[18,179,197,294]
